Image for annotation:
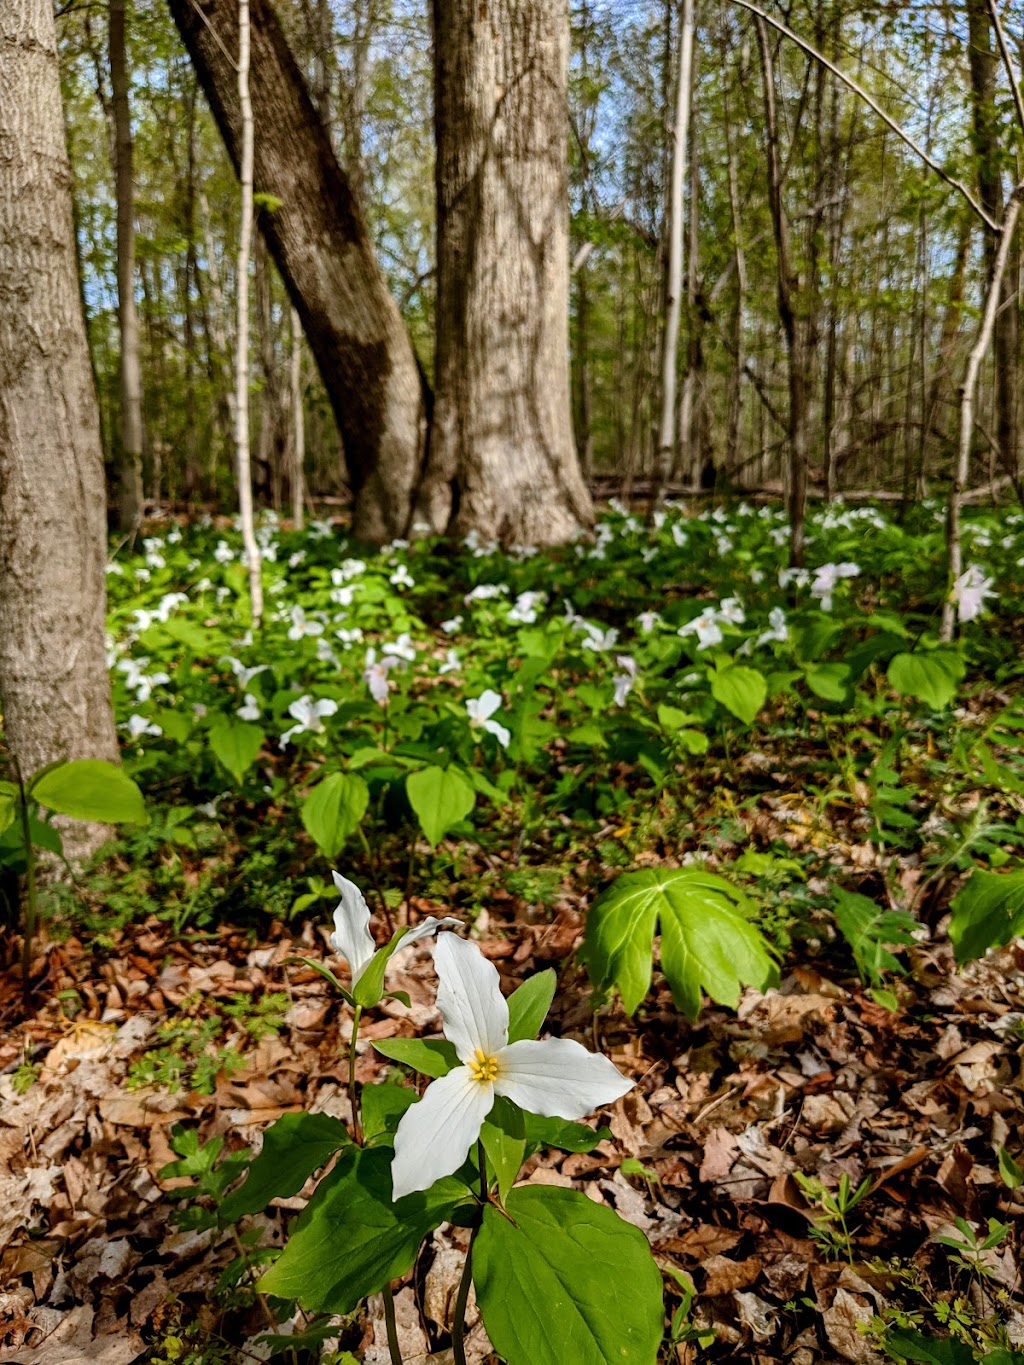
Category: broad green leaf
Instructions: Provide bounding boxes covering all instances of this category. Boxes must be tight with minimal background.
[582,867,777,1018]
[31,759,147,825]
[257,1146,466,1312]
[362,1079,417,1143]
[803,662,851,702]
[209,718,264,783]
[506,969,556,1043]
[949,868,1024,964]
[301,772,369,859]
[220,1113,349,1223]
[709,664,767,726]
[406,765,475,846]
[885,1330,974,1365]
[480,1096,526,1202]
[0,791,17,839]
[523,1113,609,1154]
[998,1146,1024,1191]
[887,649,965,710]
[474,1186,663,1365]
[373,1037,459,1077]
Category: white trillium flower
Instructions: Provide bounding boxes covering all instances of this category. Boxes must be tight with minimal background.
[440,616,463,635]
[391,934,633,1199]
[363,648,399,706]
[466,690,510,748]
[125,713,162,741]
[380,632,417,662]
[679,610,723,651]
[953,564,996,622]
[438,648,460,675]
[237,693,262,722]
[330,873,461,995]
[756,606,789,648]
[288,605,324,640]
[612,655,638,708]
[280,694,338,746]
[390,564,415,589]
[636,610,663,633]
[222,656,269,689]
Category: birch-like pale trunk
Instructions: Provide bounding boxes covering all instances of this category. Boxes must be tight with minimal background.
[236,0,263,627]
[290,306,305,531]
[655,0,695,487]
[942,191,1022,641]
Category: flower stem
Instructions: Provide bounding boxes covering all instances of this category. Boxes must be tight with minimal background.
[452,1141,487,1365]
[382,1283,404,1365]
[451,1230,476,1365]
[348,1003,363,1146]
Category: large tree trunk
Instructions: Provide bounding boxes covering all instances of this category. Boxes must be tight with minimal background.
[0,0,120,845]
[422,0,592,545]
[166,0,428,541]
[108,0,146,534]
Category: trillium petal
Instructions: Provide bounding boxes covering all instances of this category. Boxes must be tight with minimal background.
[329,873,376,985]
[391,1066,494,1199]
[397,915,463,950]
[434,933,509,1062]
[494,1038,633,1119]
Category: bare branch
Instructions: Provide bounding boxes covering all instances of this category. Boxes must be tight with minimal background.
[729,0,1000,231]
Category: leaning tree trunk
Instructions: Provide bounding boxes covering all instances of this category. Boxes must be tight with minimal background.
[422,0,592,545]
[166,0,427,541]
[0,0,120,849]
[109,0,146,534]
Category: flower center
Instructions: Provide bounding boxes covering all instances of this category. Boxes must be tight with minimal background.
[467,1048,500,1084]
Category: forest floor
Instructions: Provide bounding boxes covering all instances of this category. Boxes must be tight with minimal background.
[2,894,1024,1363]
[2,500,1024,1363]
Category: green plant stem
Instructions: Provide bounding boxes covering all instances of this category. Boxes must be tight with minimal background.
[348,1003,363,1146]
[17,779,36,1008]
[452,1141,488,1365]
[382,1284,404,1365]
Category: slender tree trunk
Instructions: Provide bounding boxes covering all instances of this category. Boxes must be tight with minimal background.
[166,0,428,541]
[0,0,120,853]
[967,0,1020,478]
[756,16,808,566]
[290,307,306,528]
[108,0,146,534]
[656,0,695,490]
[942,190,1022,640]
[421,0,592,545]
[236,0,264,627]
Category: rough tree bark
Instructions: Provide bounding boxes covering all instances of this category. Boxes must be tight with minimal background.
[0,0,120,838]
[166,0,427,541]
[108,0,146,534]
[421,0,592,545]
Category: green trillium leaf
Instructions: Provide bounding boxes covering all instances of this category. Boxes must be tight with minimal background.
[257,1146,466,1313]
[474,1186,664,1365]
[581,867,777,1018]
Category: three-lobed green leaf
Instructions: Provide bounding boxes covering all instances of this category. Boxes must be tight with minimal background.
[582,867,777,1018]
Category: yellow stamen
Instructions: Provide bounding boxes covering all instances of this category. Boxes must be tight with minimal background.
[468,1047,500,1083]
